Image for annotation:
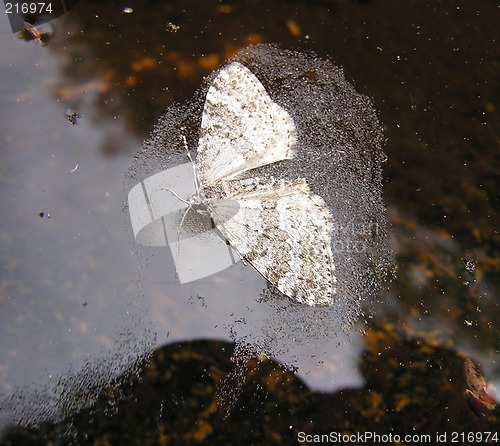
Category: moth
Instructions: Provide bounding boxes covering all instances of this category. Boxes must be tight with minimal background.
[188,62,336,306]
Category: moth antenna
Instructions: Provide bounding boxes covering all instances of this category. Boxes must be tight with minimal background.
[150,186,192,280]
[150,188,190,212]
[180,129,201,195]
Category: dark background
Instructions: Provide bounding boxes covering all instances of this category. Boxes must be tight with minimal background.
[0,0,498,442]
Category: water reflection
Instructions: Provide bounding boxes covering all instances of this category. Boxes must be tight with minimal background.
[2,327,496,444]
[0,0,498,440]
[0,10,151,430]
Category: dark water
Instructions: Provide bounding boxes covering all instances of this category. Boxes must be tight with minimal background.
[0,0,498,442]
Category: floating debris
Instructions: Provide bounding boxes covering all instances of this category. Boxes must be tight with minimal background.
[166,22,180,32]
[18,21,53,45]
[66,111,81,125]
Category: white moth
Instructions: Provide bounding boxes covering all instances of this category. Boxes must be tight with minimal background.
[193,62,336,306]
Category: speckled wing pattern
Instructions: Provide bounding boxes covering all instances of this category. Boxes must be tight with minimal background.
[197,62,296,185]
[208,179,336,306]
[196,62,336,306]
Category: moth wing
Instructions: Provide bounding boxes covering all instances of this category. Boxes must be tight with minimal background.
[208,179,336,306]
[197,62,296,186]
